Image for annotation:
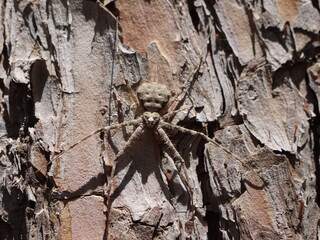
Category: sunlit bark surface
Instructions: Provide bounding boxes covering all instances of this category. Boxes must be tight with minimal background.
[0,0,319,239]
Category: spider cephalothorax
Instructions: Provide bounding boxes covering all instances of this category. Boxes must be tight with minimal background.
[142,111,160,128]
[137,82,171,112]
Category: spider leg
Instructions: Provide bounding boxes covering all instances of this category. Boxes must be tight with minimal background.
[159,44,209,117]
[35,119,143,174]
[118,58,144,115]
[107,123,144,187]
[160,121,243,164]
[124,79,140,107]
[111,80,142,116]
[156,126,195,220]
[113,88,133,109]
[96,0,115,17]
[162,107,191,121]
[106,123,145,233]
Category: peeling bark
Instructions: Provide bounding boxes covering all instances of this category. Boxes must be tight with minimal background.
[0,0,320,239]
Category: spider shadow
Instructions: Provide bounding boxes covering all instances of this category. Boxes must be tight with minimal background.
[108,128,191,209]
[49,172,106,200]
[44,129,188,206]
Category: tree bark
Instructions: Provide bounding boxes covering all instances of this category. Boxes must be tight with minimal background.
[0,0,319,239]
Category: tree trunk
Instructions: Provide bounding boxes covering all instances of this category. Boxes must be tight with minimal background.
[0,0,319,239]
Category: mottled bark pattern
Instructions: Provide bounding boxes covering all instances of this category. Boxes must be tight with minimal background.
[0,0,319,239]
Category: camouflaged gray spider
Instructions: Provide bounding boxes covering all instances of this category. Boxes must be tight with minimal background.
[48,80,238,220]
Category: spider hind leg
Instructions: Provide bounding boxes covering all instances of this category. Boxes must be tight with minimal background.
[105,123,145,234]
[157,127,196,221]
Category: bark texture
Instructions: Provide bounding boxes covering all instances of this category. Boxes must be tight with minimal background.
[0,0,320,239]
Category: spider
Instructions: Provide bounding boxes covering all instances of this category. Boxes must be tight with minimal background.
[45,74,241,236]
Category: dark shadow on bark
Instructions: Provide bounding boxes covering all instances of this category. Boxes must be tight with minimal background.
[306,68,320,206]
[30,60,49,104]
[1,187,28,240]
[205,210,221,240]
[8,82,29,138]
[50,172,106,200]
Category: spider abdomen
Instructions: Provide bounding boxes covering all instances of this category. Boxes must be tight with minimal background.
[137,82,171,112]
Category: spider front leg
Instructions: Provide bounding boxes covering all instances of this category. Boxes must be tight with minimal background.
[156,126,196,223]
[34,119,143,175]
[160,121,244,164]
